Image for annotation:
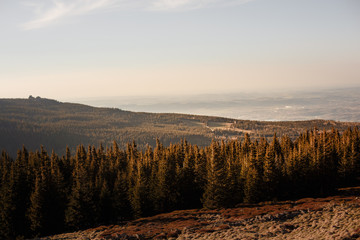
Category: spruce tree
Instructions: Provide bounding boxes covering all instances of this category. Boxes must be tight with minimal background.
[28,170,47,236]
[129,159,153,217]
[202,141,228,209]
[0,165,17,239]
[65,146,96,230]
[178,146,200,209]
[263,145,280,201]
[113,171,132,221]
[155,145,178,212]
[243,143,263,203]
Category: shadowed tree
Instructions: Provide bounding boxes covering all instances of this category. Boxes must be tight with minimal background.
[202,141,229,209]
[65,145,97,230]
[243,143,263,203]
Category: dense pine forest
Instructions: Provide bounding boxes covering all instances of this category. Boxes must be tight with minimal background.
[1,128,360,239]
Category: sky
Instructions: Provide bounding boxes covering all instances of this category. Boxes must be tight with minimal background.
[0,0,360,100]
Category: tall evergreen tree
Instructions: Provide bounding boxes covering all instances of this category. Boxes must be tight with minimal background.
[243,143,263,203]
[28,169,48,236]
[65,146,96,230]
[202,141,228,209]
[178,146,201,209]
[113,170,132,221]
[263,144,281,200]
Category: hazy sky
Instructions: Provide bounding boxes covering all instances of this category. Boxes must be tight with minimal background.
[1,0,359,100]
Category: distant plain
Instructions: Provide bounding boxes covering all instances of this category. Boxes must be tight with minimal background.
[70,87,360,122]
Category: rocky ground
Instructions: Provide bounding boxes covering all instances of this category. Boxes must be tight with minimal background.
[38,187,360,240]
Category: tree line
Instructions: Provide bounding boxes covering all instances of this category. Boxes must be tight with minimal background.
[0,127,359,239]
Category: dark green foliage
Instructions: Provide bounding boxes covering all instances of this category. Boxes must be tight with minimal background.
[263,140,281,201]
[177,145,202,209]
[243,143,264,203]
[28,170,48,236]
[0,127,360,239]
[112,171,132,221]
[202,141,229,209]
[65,146,97,230]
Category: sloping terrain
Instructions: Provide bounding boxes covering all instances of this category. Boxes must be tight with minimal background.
[1,97,359,156]
[39,188,360,240]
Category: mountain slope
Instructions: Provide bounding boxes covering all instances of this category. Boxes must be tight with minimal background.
[39,188,360,240]
[1,97,359,156]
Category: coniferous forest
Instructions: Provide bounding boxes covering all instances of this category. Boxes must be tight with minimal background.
[1,128,360,239]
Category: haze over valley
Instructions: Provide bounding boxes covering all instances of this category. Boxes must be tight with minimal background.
[66,87,360,122]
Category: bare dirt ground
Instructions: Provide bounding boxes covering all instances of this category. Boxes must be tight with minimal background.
[39,187,360,240]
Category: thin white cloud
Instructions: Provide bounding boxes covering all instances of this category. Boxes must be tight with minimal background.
[149,0,253,11]
[22,0,117,30]
[22,0,254,30]
[151,0,197,11]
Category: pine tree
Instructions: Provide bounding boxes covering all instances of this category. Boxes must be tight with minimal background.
[48,151,66,234]
[129,159,153,217]
[65,146,96,230]
[178,145,201,209]
[243,143,263,203]
[28,170,48,236]
[338,134,359,186]
[202,141,228,209]
[226,150,242,206]
[318,130,337,195]
[194,147,207,193]
[0,164,17,239]
[263,144,280,201]
[98,180,113,224]
[155,145,178,212]
[113,171,132,221]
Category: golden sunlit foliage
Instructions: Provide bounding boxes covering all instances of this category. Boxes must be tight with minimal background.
[0,127,359,239]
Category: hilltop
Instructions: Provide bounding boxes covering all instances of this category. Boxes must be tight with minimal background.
[1,96,359,156]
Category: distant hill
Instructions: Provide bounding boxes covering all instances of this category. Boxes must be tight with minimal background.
[0,97,359,156]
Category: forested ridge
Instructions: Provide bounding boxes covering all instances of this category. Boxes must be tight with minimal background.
[1,97,359,157]
[1,128,359,239]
